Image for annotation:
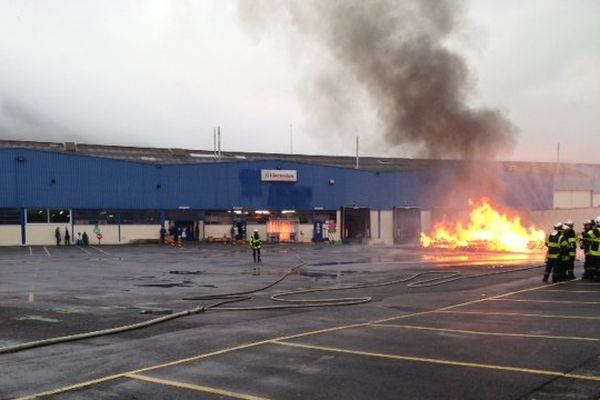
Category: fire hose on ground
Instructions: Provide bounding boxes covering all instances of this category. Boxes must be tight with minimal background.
[0,260,544,355]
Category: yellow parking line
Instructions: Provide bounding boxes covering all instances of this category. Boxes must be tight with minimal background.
[437,310,600,320]
[491,298,600,305]
[272,340,600,382]
[126,374,270,400]
[91,246,110,255]
[370,323,600,341]
[15,281,556,399]
[15,373,128,400]
[43,246,51,257]
[543,290,599,293]
[374,282,561,324]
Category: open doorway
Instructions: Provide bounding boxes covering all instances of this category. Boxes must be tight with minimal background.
[393,207,421,245]
[341,207,370,242]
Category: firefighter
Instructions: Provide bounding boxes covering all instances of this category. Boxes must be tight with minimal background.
[563,220,577,279]
[250,229,262,263]
[585,217,600,280]
[580,219,594,279]
[543,222,568,283]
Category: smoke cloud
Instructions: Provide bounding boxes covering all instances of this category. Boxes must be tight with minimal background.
[0,98,84,143]
[238,0,518,160]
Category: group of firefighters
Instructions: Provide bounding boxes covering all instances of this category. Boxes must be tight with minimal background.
[544,217,600,282]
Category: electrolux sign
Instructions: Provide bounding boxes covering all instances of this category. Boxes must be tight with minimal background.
[261,169,297,182]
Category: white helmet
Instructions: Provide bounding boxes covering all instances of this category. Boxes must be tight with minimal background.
[553,222,563,230]
[595,217,600,226]
[565,220,574,228]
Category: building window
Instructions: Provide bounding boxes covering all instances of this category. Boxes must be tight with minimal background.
[205,211,231,225]
[27,209,48,223]
[49,209,70,223]
[72,209,118,225]
[0,209,20,225]
[120,210,160,225]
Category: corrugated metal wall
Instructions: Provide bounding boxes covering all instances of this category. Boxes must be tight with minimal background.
[0,149,553,211]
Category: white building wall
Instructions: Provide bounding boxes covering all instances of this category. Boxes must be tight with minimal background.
[369,210,394,245]
[554,190,592,209]
[526,207,600,232]
[72,225,119,245]
[0,226,21,245]
[594,194,600,208]
[120,225,161,243]
[27,223,70,245]
[204,225,232,241]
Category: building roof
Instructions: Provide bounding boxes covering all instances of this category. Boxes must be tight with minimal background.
[0,139,590,177]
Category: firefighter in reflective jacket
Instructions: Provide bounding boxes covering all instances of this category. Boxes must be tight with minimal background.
[563,220,577,279]
[250,229,262,263]
[584,217,600,280]
[543,223,569,283]
[580,220,594,279]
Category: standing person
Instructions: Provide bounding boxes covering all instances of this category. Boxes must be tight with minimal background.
[250,229,262,263]
[54,227,61,246]
[159,226,167,245]
[563,220,577,279]
[585,217,600,280]
[543,223,568,283]
[82,232,89,246]
[580,220,594,279]
[64,227,71,245]
[76,232,82,245]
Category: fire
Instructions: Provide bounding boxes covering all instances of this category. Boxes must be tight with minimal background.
[420,198,545,252]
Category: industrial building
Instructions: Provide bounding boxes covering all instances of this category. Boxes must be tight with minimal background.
[0,139,599,246]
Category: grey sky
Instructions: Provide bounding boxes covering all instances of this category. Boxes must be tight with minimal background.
[0,0,598,163]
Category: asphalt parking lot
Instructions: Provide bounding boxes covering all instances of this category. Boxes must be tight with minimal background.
[1,243,599,399]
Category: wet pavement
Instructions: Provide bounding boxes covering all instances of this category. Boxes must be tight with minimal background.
[0,243,599,399]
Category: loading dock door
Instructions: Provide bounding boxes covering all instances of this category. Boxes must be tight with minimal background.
[341,207,371,242]
[394,207,421,245]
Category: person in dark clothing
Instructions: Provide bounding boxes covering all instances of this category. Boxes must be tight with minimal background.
[54,227,61,246]
[160,226,167,244]
[82,232,89,246]
[543,222,568,283]
[64,227,71,245]
[580,220,594,279]
[563,220,577,279]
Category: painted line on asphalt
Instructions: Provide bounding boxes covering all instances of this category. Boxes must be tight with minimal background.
[29,246,33,256]
[76,246,91,255]
[126,374,270,400]
[490,298,600,305]
[437,310,600,320]
[373,281,562,324]
[90,246,110,255]
[543,289,600,293]
[272,340,600,382]
[42,246,51,257]
[370,323,600,342]
[14,281,559,399]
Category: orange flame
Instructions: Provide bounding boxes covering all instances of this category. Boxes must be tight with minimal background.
[420,198,545,252]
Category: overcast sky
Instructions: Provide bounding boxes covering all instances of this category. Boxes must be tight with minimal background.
[0,0,598,163]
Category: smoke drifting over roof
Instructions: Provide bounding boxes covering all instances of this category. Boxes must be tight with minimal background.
[0,98,84,143]
[239,0,518,160]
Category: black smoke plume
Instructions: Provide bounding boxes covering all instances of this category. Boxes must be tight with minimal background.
[239,0,518,160]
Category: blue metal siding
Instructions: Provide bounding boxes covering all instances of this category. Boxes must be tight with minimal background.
[0,149,553,210]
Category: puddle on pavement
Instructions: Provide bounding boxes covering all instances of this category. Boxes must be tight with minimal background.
[169,270,204,275]
[136,282,192,288]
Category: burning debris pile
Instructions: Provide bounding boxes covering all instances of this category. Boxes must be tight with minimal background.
[420,199,545,252]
